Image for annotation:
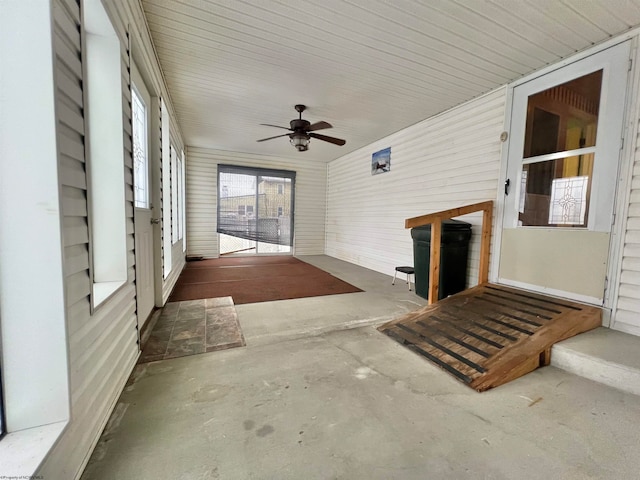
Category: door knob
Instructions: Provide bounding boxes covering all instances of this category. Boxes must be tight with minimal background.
[150,218,160,224]
[504,178,511,196]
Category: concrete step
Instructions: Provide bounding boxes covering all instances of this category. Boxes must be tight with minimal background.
[551,327,640,396]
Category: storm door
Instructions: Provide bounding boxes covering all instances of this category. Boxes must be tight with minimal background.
[499,41,630,304]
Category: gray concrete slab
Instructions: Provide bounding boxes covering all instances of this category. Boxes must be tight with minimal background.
[237,255,427,347]
[82,326,640,480]
[81,256,640,480]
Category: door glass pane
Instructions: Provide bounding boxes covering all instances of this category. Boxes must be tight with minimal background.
[218,173,258,255]
[519,154,594,227]
[132,87,149,208]
[523,70,602,158]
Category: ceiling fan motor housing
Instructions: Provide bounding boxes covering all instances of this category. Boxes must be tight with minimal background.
[290,119,310,130]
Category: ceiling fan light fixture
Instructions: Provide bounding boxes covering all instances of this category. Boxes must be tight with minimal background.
[257,105,345,150]
[290,132,310,151]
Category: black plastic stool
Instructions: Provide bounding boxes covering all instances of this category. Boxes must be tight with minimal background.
[392,266,415,291]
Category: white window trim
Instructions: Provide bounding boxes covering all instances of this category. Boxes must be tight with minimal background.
[181,150,187,251]
[83,0,128,309]
[171,144,179,244]
[161,100,172,278]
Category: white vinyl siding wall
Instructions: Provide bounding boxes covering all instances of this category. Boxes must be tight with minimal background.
[325,88,506,286]
[612,119,640,335]
[186,148,327,258]
[38,1,185,478]
[39,1,138,478]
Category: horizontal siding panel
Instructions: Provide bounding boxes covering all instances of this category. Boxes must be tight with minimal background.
[63,345,137,480]
[58,130,85,163]
[66,297,91,337]
[65,269,91,306]
[124,136,133,159]
[626,203,640,217]
[626,217,640,230]
[69,288,135,374]
[58,101,85,134]
[53,1,80,46]
[618,283,640,301]
[60,156,87,189]
[70,318,137,436]
[63,216,89,246]
[54,33,82,79]
[622,256,640,272]
[620,268,640,286]
[617,296,640,315]
[622,243,640,259]
[613,121,640,334]
[56,68,83,107]
[59,0,80,22]
[64,244,90,276]
[61,185,87,217]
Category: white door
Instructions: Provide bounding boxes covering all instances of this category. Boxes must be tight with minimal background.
[132,61,155,326]
[498,41,631,305]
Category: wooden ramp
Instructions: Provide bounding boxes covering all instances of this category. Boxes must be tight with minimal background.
[378,283,601,391]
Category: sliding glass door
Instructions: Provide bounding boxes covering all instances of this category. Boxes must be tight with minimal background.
[217,165,295,256]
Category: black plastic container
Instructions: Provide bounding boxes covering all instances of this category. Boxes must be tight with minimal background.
[411,219,472,301]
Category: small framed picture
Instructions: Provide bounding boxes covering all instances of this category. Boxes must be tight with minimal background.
[372,147,391,175]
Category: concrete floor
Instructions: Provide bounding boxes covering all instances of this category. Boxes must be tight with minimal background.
[81,256,640,480]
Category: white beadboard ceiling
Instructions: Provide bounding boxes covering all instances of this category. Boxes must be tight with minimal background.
[140,0,640,162]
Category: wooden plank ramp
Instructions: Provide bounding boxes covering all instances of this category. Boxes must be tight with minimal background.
[378,283,601,391]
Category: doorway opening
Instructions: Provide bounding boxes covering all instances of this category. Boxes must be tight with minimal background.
[498,41,631,304]
[217,165,295,256]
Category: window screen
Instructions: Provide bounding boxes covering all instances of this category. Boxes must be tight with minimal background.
[217,165,295,246]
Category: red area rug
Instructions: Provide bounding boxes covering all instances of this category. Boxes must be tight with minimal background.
[168,256,363,304]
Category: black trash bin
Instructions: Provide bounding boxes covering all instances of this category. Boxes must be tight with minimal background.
[411,219,472,301]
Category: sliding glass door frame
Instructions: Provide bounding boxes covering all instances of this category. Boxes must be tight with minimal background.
[217,164,296,256]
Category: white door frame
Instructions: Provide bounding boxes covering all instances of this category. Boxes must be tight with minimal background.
[490,36,638,318]
[131,58,158,331]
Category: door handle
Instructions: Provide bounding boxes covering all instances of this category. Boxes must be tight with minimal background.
[504,178,510,196]
[150,218,160,225]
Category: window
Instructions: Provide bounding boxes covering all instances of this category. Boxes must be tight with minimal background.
[84,0,127,306]
[161,100,172,278]
[217,165,295,249]
[132,86,149,208]
[277,184,283,194]
[181,150,186,251]
[177,151,184,240]
[171,145,178,243]
[518,70,602,227]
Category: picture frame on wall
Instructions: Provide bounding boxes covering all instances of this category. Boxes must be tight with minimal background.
[372,147,391,175]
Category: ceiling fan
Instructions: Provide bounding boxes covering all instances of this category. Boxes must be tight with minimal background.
[257,104,346,152]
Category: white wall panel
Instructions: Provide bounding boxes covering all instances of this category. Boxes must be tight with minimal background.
[325,89,506,287]
[187,147,326,257]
